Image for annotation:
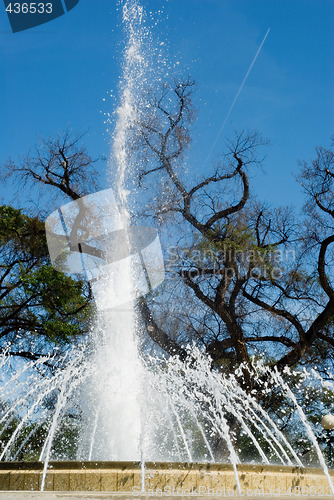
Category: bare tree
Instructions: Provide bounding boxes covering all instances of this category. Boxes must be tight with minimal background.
[2,130,101,213]
[3,115,333,389]
[134,80,334,387]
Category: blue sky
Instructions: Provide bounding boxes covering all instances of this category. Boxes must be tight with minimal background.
[0,0,333,211]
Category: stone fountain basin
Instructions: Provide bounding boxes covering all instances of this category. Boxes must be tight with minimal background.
[0,461,333,495]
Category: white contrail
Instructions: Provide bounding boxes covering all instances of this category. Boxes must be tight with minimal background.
[204,28,270,167]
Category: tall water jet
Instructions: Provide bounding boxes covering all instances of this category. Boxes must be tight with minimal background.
[79,0,152,462]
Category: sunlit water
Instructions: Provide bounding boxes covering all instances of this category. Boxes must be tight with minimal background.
[0,0,333,495]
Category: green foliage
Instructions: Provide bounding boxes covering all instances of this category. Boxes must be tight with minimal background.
[20,266,92,343]
[0,205,47,257]
[0,399,80,461]
[0,204,93,350]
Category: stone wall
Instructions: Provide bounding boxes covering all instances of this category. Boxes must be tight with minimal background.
[0,462,333,496]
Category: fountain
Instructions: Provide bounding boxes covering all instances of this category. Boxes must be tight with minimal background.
[0,0,334,495]
[1,348,334,494]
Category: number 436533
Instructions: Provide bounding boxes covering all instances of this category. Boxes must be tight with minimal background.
[6,3,53,14]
